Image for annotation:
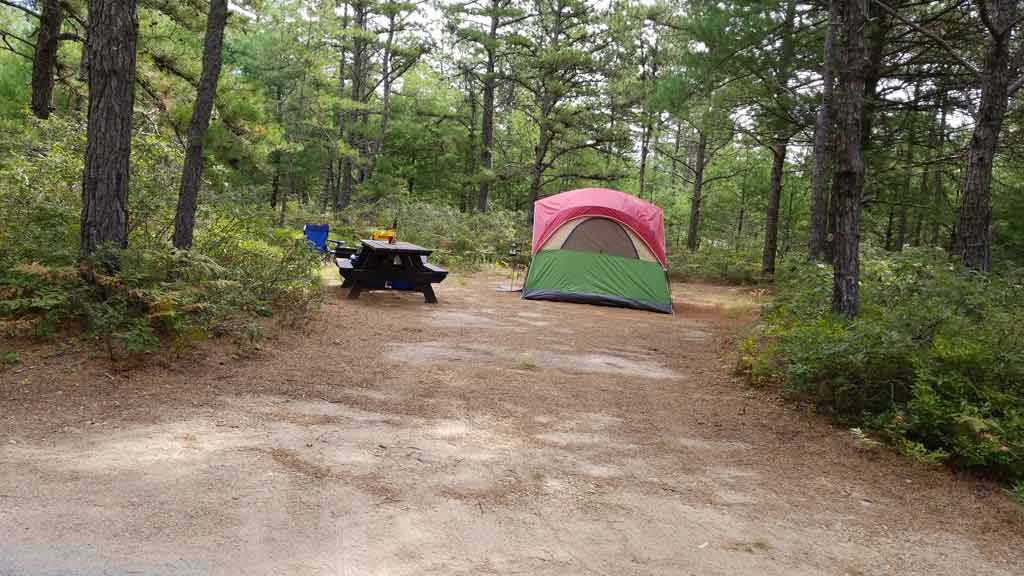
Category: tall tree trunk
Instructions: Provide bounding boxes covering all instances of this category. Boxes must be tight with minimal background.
[884,205,894,250]
[831,0,867,318]
[270,155,280,209]
[333,2,349,211]
[808,0,836,261]
[895,145,912,251]
[80,0,138,258]
[270,86,283,209]
[172,0,229,250]
[670,123,682,189]
[365,10,396,181]
[762,0,796,274]
[955,0,1018,273]
[686,131,707,252]
[321,158,333,213]
[527,126,551,225]
[341,1,368,205]
[638,121,651,199]
[30,0,63,119]
[928,101,947,246]
[463,70,478,212]
[762,139,787,276]
[477,0,499,213]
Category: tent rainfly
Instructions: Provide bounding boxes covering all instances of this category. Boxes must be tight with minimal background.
[523,188,673,314]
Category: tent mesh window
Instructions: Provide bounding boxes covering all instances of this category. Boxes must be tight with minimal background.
[560,217,638,259]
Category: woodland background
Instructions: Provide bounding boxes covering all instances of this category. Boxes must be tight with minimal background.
[1,0,1023,490]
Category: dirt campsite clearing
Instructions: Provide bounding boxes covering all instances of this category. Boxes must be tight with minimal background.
[1,273,1022,576]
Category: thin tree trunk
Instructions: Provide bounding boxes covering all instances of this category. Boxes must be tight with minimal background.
[686,131,707,252]
[884,205,894,250]
[463,70,478,212]
[955,0,1018,273]
[762,139,787,276]
[333,3,349,211]
[808,0,836,260]
[477,0,499,213]
[365,10,396,181]
[895,153,912,252]
[638,121,651,199]
[270,85,282,209]
[321,158,333,213]
[930,104,947,246]
[172,0,229,250]
[80,0,138,258]
[831,0,867,318]
[670,123,682,189]
[341,1,368,205]
[527,126,551,225]
[30,0,63,119]
[527,0,564,226]
[763,0,796,274]
[270,157,280,209]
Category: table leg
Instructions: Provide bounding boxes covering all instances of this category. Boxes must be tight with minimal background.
[422,284,437,304]
[347,281,363,300]
[341,277,353,288]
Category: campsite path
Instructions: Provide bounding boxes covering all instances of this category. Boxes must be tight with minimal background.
[1,273,1022,575]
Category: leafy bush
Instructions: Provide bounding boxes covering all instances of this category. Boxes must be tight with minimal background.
[1,237,321,360]
[669,244,765,285]
[740,247,1024,481]
[0,113,323,359]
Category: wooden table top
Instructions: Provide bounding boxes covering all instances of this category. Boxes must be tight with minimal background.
[360,239,433,254]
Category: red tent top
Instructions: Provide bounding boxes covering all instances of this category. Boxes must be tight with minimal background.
[531,188,667,268]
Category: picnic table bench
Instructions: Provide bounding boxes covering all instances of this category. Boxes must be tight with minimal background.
[336,239,448,303]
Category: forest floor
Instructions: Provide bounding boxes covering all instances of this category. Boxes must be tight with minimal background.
[1,272,1023,575]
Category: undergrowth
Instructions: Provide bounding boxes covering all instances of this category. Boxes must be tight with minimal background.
[739,247,1024,483]
[0,116,322,360]
[668,244,765,285]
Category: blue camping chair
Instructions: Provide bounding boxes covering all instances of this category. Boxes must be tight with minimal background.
[303,223,345,262]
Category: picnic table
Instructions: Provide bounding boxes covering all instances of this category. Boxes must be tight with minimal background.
[336,239,448,303]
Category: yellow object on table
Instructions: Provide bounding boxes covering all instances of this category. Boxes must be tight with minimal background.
[371,229,396,242]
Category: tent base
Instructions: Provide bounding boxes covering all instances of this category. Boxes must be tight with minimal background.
[522,289,673,314]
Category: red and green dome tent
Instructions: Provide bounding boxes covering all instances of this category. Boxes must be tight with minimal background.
[523,188,673,314]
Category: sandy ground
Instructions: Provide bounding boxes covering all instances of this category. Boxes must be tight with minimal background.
[1,272,1022,575]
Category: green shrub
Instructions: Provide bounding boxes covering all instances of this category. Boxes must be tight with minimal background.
[1,236,321,360]
[0,115,323,359]
[741,247,1024,481]
[669,244,765,285]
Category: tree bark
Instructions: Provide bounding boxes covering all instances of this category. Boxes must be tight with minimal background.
[30,0,63,119]
[955,0,1018,273]
[929,103,947,246]
[762,139,787,276]
[670,123,682,189]
[527,124,551,225]
[477,0,499,213]
[638,121,651,200]
[895,139,912,251]
[686,131,707,252]
[365,8,397,181]
[463,69,478,212]
[321,158,333,213]
[341,1,368,205]
[172,0,229,250]
[333,2,349,211]
[831,0,867,318]
[80,0,137,258]
[808,0,836,261]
